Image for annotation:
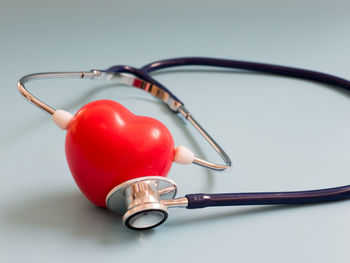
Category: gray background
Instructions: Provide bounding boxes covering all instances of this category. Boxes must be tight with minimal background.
[1,0,350,262]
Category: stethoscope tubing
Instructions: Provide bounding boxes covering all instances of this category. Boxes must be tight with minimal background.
[107,57,350,103]
[186,185,350,209]
[106,57,350,209]
[141,57,350,91]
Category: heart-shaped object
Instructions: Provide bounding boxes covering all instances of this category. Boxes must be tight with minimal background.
[65,100,175,207]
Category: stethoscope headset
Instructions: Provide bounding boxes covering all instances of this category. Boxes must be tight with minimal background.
[18,57,350,230]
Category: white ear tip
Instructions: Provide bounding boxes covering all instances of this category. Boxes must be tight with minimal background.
[52,110,73,130]
[174,146,194,165]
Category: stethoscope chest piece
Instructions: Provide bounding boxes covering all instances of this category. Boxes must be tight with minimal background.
[106,176,177,230]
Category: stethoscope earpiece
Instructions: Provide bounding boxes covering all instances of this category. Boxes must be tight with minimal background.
[106,177,177,230]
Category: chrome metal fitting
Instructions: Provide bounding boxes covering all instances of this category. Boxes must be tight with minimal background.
[106,176,178,230]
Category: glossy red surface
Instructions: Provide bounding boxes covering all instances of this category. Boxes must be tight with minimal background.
[65,100,174,207]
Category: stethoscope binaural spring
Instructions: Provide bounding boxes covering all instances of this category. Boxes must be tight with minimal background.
[18,57,350,230]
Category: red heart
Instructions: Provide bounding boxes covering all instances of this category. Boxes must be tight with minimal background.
[65,100,174,207]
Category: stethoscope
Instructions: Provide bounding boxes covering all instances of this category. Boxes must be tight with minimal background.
[18,57,350,230]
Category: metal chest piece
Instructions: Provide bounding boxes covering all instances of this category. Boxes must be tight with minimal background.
[106,176,177,230]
